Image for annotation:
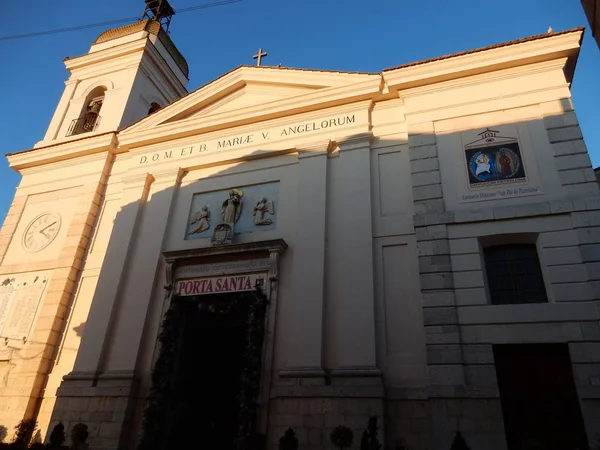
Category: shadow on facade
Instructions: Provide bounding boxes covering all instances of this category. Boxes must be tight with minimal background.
[26,100,600,450]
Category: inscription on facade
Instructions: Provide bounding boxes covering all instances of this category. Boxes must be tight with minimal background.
[176,273,265,296]
[0,278,19,334]
[138,114,356,165]
[0,275,48,342]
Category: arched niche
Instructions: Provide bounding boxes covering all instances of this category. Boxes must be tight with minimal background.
[68,86,107,136]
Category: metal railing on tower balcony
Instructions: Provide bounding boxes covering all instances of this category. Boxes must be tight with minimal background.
[66,112,101,137]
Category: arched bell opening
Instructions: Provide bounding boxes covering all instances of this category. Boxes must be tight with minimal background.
[67,86,106,136]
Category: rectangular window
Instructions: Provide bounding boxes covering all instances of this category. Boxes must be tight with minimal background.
[483,244,547,305]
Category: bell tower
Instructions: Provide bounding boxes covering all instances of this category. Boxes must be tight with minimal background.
[38,0,188,147]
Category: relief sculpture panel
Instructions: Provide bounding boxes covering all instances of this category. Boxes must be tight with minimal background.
[185,182,279,241]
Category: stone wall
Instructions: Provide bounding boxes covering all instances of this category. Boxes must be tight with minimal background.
[48,374,137,450]
[268,396,383,450]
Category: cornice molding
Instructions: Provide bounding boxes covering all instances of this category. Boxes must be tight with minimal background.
[296,139,334,158]
[65,39,147,72]
[8,133,117,171]
[383,31,582,93]
[163,239,288,263]
[336,132,374,152]
[119,96,376,153]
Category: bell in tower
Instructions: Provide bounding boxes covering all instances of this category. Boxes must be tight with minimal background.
[142,0,176,31]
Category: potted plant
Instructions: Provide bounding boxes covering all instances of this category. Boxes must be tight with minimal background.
[330,426,354,450]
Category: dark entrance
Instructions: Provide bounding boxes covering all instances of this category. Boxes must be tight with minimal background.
[138,290,268,450]
[493,344,589,450]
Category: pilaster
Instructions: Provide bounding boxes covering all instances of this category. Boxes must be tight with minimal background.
[72,172,154,375]
[0,195,27,265]
[280,140,332,378]
[42,79,79,143]
[103,167,184,374]
[327,133,378,372]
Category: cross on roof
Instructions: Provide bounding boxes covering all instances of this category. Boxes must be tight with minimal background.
[253,48,267,66]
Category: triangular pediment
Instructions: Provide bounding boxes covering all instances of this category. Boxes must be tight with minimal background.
[175,83,322,121]
[121,65,381,142]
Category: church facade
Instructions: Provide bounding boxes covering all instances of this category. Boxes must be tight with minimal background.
[1,20,600,450]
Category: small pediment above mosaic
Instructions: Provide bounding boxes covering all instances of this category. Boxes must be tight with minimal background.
[186,182,278,241]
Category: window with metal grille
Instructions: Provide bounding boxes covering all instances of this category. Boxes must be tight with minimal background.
[483,244,547,305]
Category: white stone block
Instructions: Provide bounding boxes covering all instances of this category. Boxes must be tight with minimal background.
[409,145,437,161]
[411,157,439,174]
[418,239,450,256]
[543,112,579,129]
[555,153,592,171]
[413,184,443,201]
[463,344,494,364]
[428,365,464,385]
[457,301,597,324]
[577,227,600,245]
[465,365,499,388]
[580,244,600,262]
[451,254,482,271]
[411,170,441,187]
[425,325,460,344]
[587,262,600,279]
[423,307,458,326]
[559,169,592,186]
[585,197,600,211]
[542,246,582,266]
[547,126,583,143]
[427,345,462,364]
[547,264,589,283]
[422,290,456,307]
[460,322,584,344]
[552,140,588,157]
[564,183,600,198]
[553,282,595,302]
[569,343,600,363]
[428,224,448,239]
[549,200,574,213]
[572,211,600,228]
[540,98,574,115]
[419,255,452,273]
[409,133,437,148]
[420,273,454,290]
[539,229,579,248]
[449,238,479,255]
[453,208,494,223]
[581,322,600,340]
[414,199,446,214]
[455,288,488,306]
[453,270,485,289]
[493,202,550,220]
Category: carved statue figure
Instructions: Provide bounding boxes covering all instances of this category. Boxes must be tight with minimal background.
[222,189,243,223]
[188,205,211,235]
[253,197,275,225]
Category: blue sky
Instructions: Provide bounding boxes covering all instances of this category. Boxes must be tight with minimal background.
[1,0,598,221]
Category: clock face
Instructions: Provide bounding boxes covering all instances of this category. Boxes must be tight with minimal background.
[22,212,62,253]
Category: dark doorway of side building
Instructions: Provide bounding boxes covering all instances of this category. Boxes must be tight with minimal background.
[142,291,267,450]
[493,344,589,450]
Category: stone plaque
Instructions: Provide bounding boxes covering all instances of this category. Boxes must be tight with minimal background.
[2,276,48,341]
[0,277,20,335]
